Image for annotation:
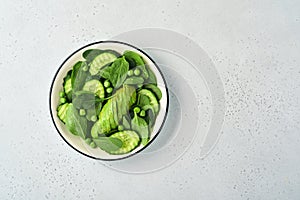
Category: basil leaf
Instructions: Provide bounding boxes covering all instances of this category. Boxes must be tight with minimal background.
[100,57,129,89]
[93,137,123,152]
[65,104,87,139]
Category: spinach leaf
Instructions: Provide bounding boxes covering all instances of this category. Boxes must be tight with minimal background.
[100,57,129,89]
[86,102,102,121]
[131,112,149,145]
[145,65,157,85]
[72,91,101,109]
[124,51,149,79]
[65,104,87,139]
[124,77,144,85]
[71,61,88,92]
[122,116,131,129]
[93,137,123,152]
[82,49,103,63]
[63,70,73,101]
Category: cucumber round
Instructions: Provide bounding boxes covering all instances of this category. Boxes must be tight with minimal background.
[57,103,69,123]
[63,78,72,97]
[108,131,140,155]
[89,52,118,75]
[138,89,159,114]
[143,84,162,100]
[82,79,105,99]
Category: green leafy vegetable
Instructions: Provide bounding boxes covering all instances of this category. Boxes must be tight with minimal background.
[71,61,88,92]
[72,91,100,109]
[124,76,144,85]
[131,112,149,146]
[91,86,136,137]
[124,51,149,79]
[82,49,103,63]
[145,65,157,85]
[100,57,129,88]
[107,131,140,154]
[93,137,123,153]
[122,116,131,129]
[65,104,87,139]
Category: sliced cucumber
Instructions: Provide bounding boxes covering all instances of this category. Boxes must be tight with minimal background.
[108,131,140,155]
[57,103,69,123]
[82,79,105,99]
[89,52,118,75]
[143,84,162,100]
[138,89,159,114]
[63,77,72,100]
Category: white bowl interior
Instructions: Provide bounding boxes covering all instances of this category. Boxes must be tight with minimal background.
[50,41,168,160]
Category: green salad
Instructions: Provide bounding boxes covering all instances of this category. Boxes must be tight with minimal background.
[57,49,162,155]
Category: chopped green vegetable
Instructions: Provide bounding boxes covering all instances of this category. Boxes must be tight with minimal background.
[143,84,162,100]
[106,131,140,154]
[57,103,69,123]
[83,79,105,99]
[138,89,159,114]
[82,49,103,63]
[89,52,118,75]
[91,86,136,137]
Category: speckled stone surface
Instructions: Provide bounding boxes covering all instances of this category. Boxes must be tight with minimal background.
[0,0,300,199]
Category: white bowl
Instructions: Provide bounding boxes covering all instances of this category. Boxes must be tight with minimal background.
[49,41,169,160]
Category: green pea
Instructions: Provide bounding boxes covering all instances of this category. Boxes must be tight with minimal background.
[134,69,141,76]
[60,97,66,104]
[85,138,92,144]
[90,141,96,148]
[91,115,97,122]
[79,109,86,116]
[59,91,65,97]
[104,80,110,88]
[106,87,113,94]
[118,125,124,131]
[133,107,140,114]
[140,110,146,117]
[127,70,134,76]
[82,65,89,72]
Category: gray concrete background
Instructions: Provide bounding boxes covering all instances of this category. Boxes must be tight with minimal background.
[0,0,299,199]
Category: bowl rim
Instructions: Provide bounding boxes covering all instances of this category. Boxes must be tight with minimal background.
[49,40,169,161]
